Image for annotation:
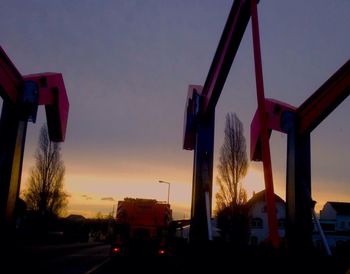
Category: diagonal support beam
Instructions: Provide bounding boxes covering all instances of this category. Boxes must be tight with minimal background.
[250,0,279,247]
[297,60,350,134]
[251,59,350,162]
[250,59,350,252]
[201,0,253,117]
[183,0,257,243]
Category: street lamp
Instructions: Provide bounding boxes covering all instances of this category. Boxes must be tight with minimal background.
[101,197,116,217]
[158,180,171,204]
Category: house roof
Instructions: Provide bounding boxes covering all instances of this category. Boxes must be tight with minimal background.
[328,202,350,215]
[246,190,285,208]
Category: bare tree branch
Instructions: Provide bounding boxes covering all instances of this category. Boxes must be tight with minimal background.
[24,124,68,217]
[216,113,248,211]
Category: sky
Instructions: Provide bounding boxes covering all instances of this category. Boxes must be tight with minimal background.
[0,0,349,219]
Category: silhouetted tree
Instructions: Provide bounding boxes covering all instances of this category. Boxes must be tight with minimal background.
[215,113,249,246]
[24,125,67,217]
[216,112,248,210]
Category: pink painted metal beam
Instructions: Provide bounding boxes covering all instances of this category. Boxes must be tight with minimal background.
[250,59,350,252]
[251,99,296,161]
[183,0,255,147]
[297,59,350,135]
[0,47,69,235]
[0,47,22,102]
[201,0,253,116]
[0,47,69,142]
[251,59,350,161]
[183,85,202,150]
[23,73,69,142]
[250,0,280,248]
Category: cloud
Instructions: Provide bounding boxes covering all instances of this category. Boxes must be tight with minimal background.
[101,197,115,201]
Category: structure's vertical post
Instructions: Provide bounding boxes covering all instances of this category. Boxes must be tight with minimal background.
[190,112,214,243]
[283,111,313,252]
[250,0,280,247]
[294,133,313,250]
[0,100,27,238]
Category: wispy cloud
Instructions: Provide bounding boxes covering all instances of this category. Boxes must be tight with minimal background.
[101,197,115,201]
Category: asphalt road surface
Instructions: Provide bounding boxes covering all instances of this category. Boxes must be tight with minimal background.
[6,243,188,274]
[4,242,350,274]
[6,243,110,274]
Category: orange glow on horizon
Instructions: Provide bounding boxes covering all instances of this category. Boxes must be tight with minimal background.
[20,151,348,219]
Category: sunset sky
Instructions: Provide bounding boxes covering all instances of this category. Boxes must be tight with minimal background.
[0,0,349,219]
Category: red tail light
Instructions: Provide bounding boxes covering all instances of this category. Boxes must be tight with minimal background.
[158,249,165,255]
[112,247,121,253]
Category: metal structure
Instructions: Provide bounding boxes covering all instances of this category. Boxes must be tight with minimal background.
[0,46,69,237]
[182,0,281,245]
[251,60,350,251]
[183,0,349,249]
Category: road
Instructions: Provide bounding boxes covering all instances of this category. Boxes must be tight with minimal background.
[7,243,110,274]
[4,242,350,274]
[7,242,187,274]
[94,253,191,274]
[35,244,110,274]
[6,242,188,274]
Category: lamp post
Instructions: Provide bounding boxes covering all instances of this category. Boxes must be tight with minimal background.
[101,197,116,241]
[101,197,116,217]
[158,180,171,204]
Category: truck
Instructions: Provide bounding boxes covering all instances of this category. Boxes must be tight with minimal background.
[110,198,173,257]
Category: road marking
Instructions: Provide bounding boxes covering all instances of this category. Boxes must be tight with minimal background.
[84,258,110,274]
